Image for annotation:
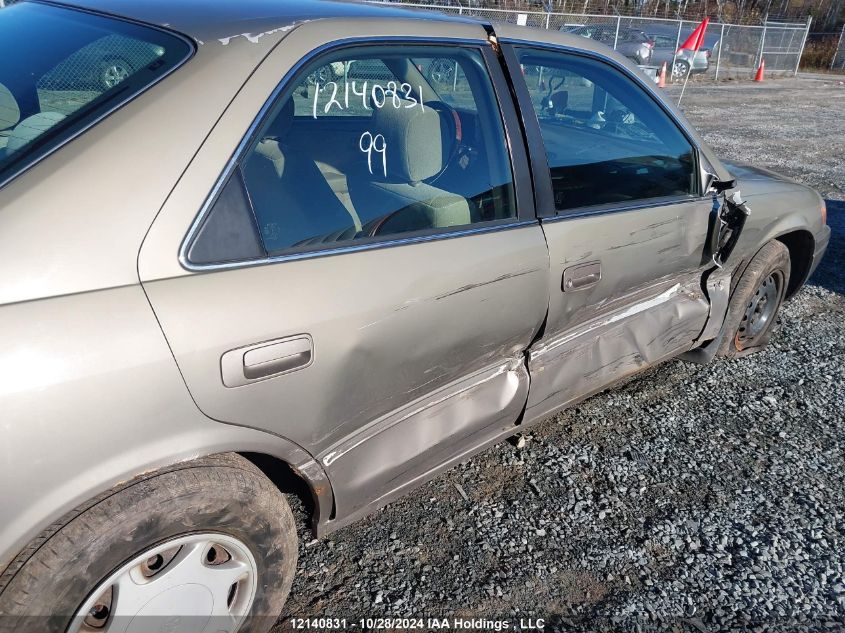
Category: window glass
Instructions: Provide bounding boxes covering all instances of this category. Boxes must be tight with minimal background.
[652,35,678,48]
[622,30,648,43]
[0,2,191,187]
[192,45,515,262]
[517,49,696,212]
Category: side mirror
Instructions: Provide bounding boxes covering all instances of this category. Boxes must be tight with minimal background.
[703,171,736,194]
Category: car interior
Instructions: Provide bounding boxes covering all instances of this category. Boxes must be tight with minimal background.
[520,52,696,211]
[222,49,516,258]
[0,3,186,185]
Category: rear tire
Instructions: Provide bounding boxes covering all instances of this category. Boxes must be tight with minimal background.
[717,240,791,358]
[0,454,298,633]
[98,57,133,90]
[672,59,690,80]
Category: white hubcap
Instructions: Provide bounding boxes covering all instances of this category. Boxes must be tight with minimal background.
[68,533,258,633]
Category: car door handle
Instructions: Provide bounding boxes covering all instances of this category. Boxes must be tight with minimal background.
[562,261,602,292]
[221,335,313,388]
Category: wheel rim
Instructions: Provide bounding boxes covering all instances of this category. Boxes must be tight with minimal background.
[102,63,131,88]
[307,66,331,86]
[67,533,258,633]
[672,61,688,78]
[737,272,782,344]
[429,60,454,84]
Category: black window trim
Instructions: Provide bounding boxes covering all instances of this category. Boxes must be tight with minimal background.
[499,38,709,221]
[0,0,196,192]
[180,35,537,272]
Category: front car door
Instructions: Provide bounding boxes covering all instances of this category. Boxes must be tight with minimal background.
[139,19,549,526]
[499,34,718,423]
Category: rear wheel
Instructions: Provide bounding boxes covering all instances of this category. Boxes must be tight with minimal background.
[0,454,298,633]
[672,59,690,80]
[717,240,791,358]
[306,64,335,86]
[98,58,133,90]
[427,58,456,87]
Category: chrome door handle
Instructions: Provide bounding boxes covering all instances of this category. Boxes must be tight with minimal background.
[221,335,313,388]
[562,261,601,292]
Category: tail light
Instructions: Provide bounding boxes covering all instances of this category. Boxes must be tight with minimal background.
[646,39,655,48]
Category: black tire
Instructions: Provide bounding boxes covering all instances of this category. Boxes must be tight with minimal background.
[0,453,298,633]
[717,240,791,358]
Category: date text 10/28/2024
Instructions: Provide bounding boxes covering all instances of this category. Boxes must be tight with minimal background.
[289,617,547,630]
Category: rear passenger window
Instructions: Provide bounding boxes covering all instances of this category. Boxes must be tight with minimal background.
[189,45,515,265]
[516,49,696,212]
[0,2,190,189]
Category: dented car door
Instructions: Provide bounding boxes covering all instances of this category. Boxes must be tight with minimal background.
[502,43,715,423]
[139,21,550,524]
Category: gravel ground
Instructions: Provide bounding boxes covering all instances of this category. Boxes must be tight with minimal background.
[276,76,845,632]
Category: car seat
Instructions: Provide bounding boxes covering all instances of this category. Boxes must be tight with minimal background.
[348,97,471,236]
[241,98,361,252]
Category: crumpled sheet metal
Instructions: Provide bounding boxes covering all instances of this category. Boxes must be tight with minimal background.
[319,357,529,518]
[525,280,710,424]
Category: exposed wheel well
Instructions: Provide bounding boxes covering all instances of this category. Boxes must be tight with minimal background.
[238,452,318,535]
[776,230,815,298]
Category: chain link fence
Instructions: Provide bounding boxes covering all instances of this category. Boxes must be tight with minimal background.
[2,0,818,78]
[377,1,813,80]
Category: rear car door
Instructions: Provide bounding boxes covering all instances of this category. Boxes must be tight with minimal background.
[139,20,549,522]
[501,40,715,423]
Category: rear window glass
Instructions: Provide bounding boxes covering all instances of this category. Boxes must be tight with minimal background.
[188,44,516,265]
[0,2,192,188]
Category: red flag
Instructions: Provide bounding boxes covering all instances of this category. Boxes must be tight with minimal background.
[678,17,710,52]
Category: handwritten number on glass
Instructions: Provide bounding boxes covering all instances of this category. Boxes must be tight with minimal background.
[312,79,425,119]
[359,132,387,178]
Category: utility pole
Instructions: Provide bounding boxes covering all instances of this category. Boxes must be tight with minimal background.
[833,23,845,71]
[756,12,768,71]
[794,15,811,75]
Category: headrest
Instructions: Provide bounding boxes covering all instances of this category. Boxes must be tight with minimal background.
[5,112,66,156]
[0,83,20,131]
[547,90,568,115]
[249,97,295,178]
[371,98,443,183]
[254,138,285,178]
[265,96,295,142]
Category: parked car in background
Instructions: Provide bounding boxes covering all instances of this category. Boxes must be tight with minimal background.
[310,57,464,92]
[644,23,719,78]
[563,24,654,65]
[39,33,165,91]
[0,1,829,632]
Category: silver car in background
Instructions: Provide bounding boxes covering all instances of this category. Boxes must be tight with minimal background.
[646,23,720,77]
[563,24,655,65]
[0,1,829,631]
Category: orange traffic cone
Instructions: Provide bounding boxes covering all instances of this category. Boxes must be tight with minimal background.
[658,62,667,88]
[754,58,765,82]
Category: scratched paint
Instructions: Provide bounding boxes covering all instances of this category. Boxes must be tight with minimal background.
[218,23,300,46]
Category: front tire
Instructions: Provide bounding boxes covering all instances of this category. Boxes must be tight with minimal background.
[717,240,791,358]
[0,454,298,633]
